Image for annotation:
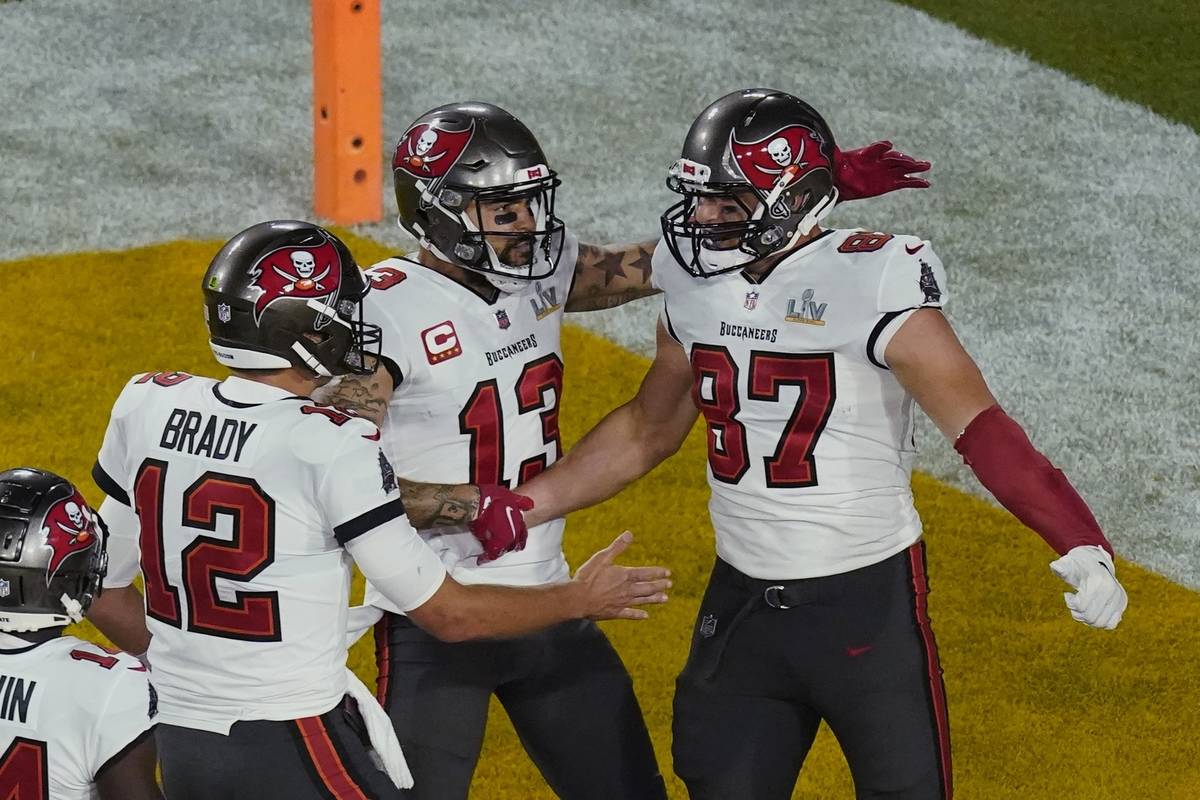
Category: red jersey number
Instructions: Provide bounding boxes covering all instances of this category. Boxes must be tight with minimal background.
[690,347,836,488]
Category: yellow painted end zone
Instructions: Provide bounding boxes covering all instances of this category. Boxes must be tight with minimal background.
[2,239,1196,798]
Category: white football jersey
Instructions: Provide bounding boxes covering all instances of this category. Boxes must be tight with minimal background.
[652,228,949,579]
[360,230,579,606]
[93,374,445,733]
[0,635,155,800]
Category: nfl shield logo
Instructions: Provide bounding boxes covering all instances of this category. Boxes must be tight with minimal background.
[699,614,718,638]
[0,579,10,598]
[744,291,758,311]
[495,309,511,330]
[217,303,232,323]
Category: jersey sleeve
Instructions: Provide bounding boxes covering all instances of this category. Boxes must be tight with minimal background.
[91,375,148,508]
[649,237,674,293]
[362,260,417,386]
[650,239,685,345]
[556,226,581,297]
[865,238,950,369]
[876,238,948,313]
[88,654,157,781]
[344,522,447,612]
[314,422,410,546]
[98,495,140,587]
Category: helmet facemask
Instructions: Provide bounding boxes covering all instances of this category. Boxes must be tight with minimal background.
[415,166,566,292]
[285,293,382,378]
[661,158,838,278]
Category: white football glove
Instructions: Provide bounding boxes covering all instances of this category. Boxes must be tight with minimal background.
[1049,545,1127,630]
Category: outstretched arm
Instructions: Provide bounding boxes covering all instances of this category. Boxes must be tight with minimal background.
[833,141,931,201]
[886,308,1126,629]
[351,524,670,642]
[566,240,659,312]
[521,320,699,526]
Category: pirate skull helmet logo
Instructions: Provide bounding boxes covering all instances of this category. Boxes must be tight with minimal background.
[393,120,475,179]
[766,137,792,166]
[41,490,99,584]
[246,231,344,327]
[730,124,831,191]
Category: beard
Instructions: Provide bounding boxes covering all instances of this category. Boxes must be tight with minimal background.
[498,236,534,267]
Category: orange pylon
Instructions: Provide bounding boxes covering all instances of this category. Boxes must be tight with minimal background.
[312,0,382,225]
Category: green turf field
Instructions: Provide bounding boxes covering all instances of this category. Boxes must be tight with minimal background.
[903,0,1200,131]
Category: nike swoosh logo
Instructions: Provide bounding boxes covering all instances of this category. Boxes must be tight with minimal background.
[846,645,874,658]
[905,243,925,255]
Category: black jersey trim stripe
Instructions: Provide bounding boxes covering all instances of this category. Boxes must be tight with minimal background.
[94,724,157,780]
[333,498,407,545]
[663,303,683,345]
[866,309,913,370]
[412,258,502,305]
[380,354,404,390]
[0,638,55,655]
[212,383,309,408]
[92,461,131,507]
[212,383,259,408]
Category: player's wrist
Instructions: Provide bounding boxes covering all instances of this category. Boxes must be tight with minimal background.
[558,580,591,621]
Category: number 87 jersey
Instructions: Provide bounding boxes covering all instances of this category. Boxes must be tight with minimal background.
[359,231,578,595]
[652,228,950,580]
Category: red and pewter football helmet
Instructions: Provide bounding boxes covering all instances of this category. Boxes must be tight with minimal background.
[392,101,565,292]
[0,468,107,632]
[203,220,381,377]
[661,89,840,277]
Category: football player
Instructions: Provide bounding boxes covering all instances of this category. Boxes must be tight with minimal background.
[83,220,671,800]
[516,89,1129,800]
[0,468,161,800]
[316,101,931,799]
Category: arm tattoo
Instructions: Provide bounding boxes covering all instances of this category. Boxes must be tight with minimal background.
[398,478,480,530]
[568,240,660,312]
[313,371,390,426]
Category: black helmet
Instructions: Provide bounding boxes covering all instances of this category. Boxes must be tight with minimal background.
[392,101,565,290]
[0,468,107,632]
[202,220,381,377]
[661,89,839,278]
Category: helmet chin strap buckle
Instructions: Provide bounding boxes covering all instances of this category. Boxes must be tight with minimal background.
[454,242,481,262]
[60,593,85,624]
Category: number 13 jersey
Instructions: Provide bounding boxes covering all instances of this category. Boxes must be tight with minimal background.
[652,228,950,580]
[361,230,578,602]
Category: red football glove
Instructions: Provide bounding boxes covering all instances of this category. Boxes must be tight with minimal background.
[469,485,534,564]
[834,141,931,201]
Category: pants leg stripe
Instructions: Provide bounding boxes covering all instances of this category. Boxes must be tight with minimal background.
[374,617,391,707]
[293,716,372,800]
[906,542,954,800]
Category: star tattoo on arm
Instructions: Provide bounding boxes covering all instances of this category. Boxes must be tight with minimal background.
[567,240,658,311]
